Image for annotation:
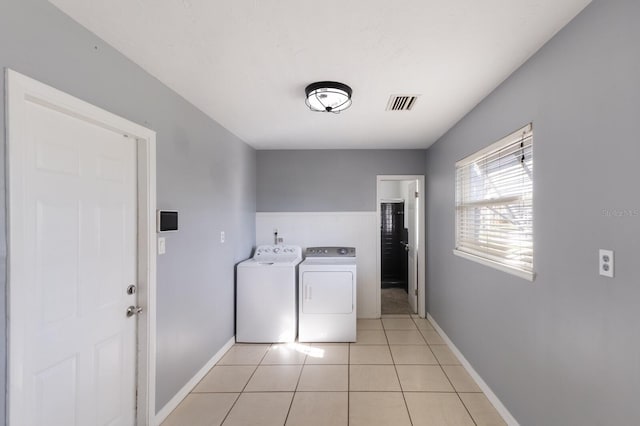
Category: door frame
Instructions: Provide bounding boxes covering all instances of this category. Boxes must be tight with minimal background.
[376,175,426,318]
[5,69,158,425]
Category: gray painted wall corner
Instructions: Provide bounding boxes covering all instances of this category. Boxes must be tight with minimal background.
[425,1,640,424]
[1,0,256,418]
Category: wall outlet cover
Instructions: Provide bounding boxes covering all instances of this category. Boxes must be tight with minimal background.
[599,249,614,278]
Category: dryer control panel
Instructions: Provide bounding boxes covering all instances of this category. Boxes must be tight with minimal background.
[305,247,356,258]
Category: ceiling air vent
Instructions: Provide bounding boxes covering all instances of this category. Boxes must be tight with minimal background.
[386,95,419,111]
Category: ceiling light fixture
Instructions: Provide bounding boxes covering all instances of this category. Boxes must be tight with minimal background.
[305,81,352,113]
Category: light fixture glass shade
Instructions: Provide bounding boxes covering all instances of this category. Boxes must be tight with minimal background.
[305,81,352,113]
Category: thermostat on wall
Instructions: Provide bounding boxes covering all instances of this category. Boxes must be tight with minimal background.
[157,210,178,232]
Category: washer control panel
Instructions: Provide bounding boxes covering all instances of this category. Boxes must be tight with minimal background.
[305,247,356,258]
[254,245,302,263]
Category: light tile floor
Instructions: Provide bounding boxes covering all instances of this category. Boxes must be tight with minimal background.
[162,315,506,426]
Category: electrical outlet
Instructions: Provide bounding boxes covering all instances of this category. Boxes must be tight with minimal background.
[276,237,284,244]
[220,231,225,243]
[158,237,166,255]
[599,249,614,278]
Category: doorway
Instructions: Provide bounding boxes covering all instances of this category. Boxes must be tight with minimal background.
[6,70,158,425]
[380,201,410,313]
[376,176,425,318]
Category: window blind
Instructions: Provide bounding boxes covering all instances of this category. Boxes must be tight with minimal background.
[455,124,534,278]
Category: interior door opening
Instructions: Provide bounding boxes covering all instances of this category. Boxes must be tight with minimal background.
[376,176,425,318]
[380,201,410,314]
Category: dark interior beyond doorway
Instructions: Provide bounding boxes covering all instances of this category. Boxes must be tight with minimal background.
[381,202,411,314]
[381,202,408,290]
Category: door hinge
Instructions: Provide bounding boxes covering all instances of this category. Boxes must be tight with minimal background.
[415,191,419,198]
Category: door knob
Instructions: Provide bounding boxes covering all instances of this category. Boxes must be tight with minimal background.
[126,305,143,317]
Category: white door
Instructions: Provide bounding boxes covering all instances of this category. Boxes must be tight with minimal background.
[407,181,418,313]
[9,93,138,425]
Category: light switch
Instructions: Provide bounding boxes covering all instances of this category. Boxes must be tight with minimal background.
[158,237,166,255]
[220,231,225,243]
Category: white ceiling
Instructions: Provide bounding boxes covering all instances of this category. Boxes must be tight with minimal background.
[49,0,591,149]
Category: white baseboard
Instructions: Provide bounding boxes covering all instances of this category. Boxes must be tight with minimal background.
[153,336,236,425]
[427,314,520,426]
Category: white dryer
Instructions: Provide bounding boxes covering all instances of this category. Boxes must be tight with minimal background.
[298,247,357,342]
[236,245,302,343]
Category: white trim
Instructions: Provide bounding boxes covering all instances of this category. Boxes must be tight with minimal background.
[5,69,157,425]
[136,134,158,424]
[376,175,426,318]
[427,314,520,426]
[453,249,535,282]
[153,337,235,425]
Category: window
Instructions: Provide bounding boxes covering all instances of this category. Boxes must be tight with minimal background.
[454,124,534,281]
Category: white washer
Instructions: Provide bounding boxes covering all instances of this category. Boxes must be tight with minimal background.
[236,245,302,343]
[298,247,357,342]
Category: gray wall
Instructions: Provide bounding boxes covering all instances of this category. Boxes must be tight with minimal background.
[0,0,256,417]
[257,150,426,211]
[425,1,640,424]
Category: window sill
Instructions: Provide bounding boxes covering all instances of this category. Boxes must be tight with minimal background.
[452,249,535,282]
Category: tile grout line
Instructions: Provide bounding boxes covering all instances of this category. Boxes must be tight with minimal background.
[347,341,351,426]
[218,392,241,426]
[457,391,480,426]
[218,343,272,425]
[385,320,414,426]
[423,318,461,393]
[205,324,484,425]
[282,350,306,425]
[426,317,480,426]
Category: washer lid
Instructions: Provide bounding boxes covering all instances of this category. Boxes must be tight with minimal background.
[239,258,301,267]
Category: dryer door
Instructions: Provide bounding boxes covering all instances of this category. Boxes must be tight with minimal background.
[302,271,354,314]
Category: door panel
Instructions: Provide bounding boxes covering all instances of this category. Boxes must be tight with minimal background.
[19,98,137,425]
[95,333,125,424]
[302,271,353,314]
[35,355,77,426]
[36,200,80,326]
